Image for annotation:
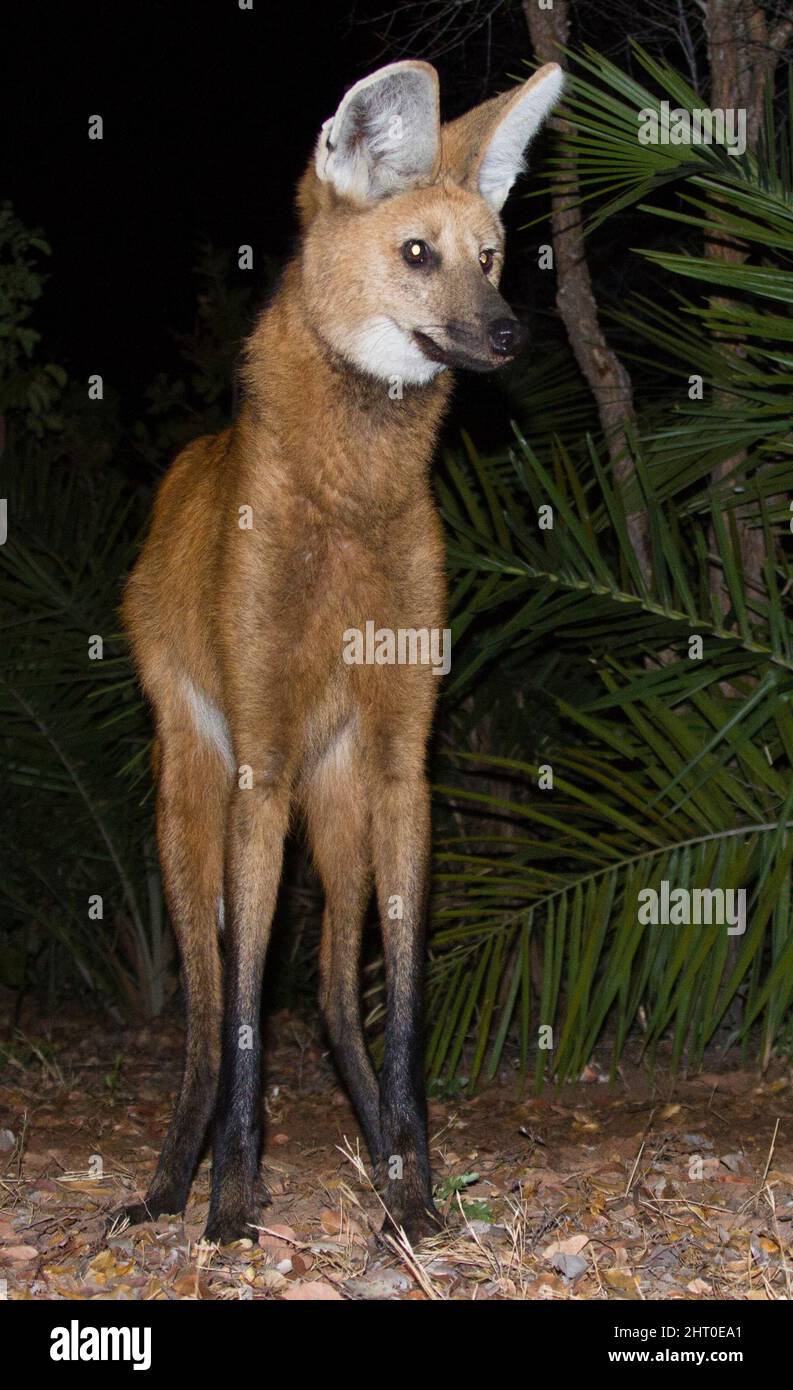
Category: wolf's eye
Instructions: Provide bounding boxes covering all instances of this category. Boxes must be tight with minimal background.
[479,248,496,273]
[402,239,429,267]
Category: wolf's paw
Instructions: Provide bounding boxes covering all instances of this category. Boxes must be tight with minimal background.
[202,1208,260,1246]
[106,1193,184,1233]
[384,1201,444,1245]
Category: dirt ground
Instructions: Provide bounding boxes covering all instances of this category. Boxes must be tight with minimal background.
[1,1006,792,1301]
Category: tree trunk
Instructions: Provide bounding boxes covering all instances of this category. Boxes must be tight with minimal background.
[705,1,792,610]
[523,0,651,583]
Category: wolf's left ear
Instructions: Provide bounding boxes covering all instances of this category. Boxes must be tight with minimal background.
[443,63,563,213]
[315,61,440,204]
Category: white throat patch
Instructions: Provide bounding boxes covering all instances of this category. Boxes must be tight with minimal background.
[339,315,445,386]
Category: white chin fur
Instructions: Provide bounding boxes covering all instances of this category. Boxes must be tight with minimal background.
[338,316,446,386]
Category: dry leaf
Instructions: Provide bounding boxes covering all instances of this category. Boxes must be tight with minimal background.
[344,1269,412,1299]
[3,1245,39,1262]
[605,1269,640,1297]
[320,1208,344,1235]
[543,1234,590,1259]
[281,1278,344,1301]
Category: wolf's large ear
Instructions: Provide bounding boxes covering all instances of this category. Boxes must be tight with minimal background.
[442,63,563,213]
[315,61,440,204]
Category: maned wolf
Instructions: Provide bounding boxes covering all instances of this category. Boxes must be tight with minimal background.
[120,59,563,1244]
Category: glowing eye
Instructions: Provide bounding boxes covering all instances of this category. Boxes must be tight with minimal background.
[479,248,496,273]
[402,238,429,267]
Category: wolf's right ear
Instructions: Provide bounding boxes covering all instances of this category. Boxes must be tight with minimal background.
[315,61,440,204]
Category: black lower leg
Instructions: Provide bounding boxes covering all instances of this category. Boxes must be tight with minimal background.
[143,1019,218,1216]
[379,944,437,1236]
[373,773,439,1240]
[205,959,266,1244]
[204,783,287,1243]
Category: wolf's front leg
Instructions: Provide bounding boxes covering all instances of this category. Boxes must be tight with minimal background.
[371,768,440,1242]
[205,777,289,1245]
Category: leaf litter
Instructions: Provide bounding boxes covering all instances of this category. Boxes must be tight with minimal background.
[1,1007,792,1301]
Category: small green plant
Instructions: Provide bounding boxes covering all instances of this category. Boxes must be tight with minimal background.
[435,1171,480,1202]
[460,1199,496,1223]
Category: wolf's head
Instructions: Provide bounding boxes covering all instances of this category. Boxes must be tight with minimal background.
[296,59,563,385]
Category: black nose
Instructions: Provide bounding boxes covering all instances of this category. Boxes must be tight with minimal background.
[488,317,526,358]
